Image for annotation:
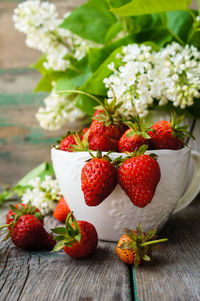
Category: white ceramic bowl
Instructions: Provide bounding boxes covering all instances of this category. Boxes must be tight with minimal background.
[51,147,200,241]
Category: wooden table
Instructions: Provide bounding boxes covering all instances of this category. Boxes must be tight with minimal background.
[1,0,200,300]
[1,197,200,301]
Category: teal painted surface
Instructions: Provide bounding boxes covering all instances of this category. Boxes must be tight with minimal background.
[0,68,36,75]
[0,93,46,106]
[132,268,139,301]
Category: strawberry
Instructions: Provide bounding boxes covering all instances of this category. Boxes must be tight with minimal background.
[116,223,167,267]
[148,113,194,150]
[118,116,153,153]
[1,202,55,250]
[6,203,43,226]
[57,129,89,152]
[11,215,55,250]
[88,99,124,152]
[52,213,98,259]
[53,196,71,222]
[81,150,118,206]
[117,145,161,208]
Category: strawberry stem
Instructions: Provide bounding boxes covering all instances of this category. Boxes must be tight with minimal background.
[0,224,10,229]
[58,90,110,117]
[140,238,168,247]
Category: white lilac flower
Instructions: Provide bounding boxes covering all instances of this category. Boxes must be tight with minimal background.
[151,43,200,109]
[13,0,97,71]
[36,86,85,130]
[104,42,200,116]
[104,44,155,116]
[22,176,61,215]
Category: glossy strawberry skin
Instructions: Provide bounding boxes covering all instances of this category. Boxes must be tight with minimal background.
[59,135,77,152]
[6,204,43,226]
[63,221,98,259]
[81,158,118,206]
[53,197,71,222]
[88,120,122,152]
[11,215,56,250]
[149,120,184,150]
[118,129,151,153]
[116,234,137,265]
[118,155,161,208]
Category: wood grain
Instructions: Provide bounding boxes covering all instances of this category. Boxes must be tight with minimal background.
[0,209,131,301]
[133,196,200,301]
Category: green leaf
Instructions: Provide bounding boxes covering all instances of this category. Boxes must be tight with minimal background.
[60,0,117,44]
[167,10,196,44]
[75,94,98,116]
[104,22,123,43]
[31,55,47,75]
[143,254,151,261]
[81,46,123,96]
[88,34,136,72]
[111,0,190,17]
[16,162,54,187]
[0,190,15,205]
[34,71,66,93]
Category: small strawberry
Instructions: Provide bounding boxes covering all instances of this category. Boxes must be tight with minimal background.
[148,112,194,150]
[117,145,161,208]
[52,213,98,259]
[81,150,118,206]
[53,196,71,222]
[88,99,125,152]
[118,116,153,153]
[6,203,43,226]
[57,129,89,152]
[0,203,55,250]
[116,223,168,267]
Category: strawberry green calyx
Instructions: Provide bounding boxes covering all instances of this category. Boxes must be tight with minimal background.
[54,131,76,149]
[125,116,153,139]
[93,98,123,127]
[120,223,168,268]
[51,213,81,252]
[86,150,115,164]
[170,112,195,143]
[114,144,151,166]
[70,130,90,152]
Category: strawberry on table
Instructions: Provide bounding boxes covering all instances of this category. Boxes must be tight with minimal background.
[148,112,194,150]
[53,196,71,222]
[117,145,161,208]
[6,203,44,226]
[118,116,153,153]
[52,213,98,259]
[0,202,55,251]
[116,223,168,267]
[81,150,118,206]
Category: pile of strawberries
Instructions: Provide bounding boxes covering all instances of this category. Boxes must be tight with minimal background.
[56,102,193,209]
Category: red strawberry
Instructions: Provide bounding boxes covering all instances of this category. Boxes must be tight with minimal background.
[52,213,98,259]
[148,113,194,150]
[53,196,71,222]
[11,215,55,250]
[118,117,152,153]
[58,130,89,152]
[118,145,161,208]
[1,203,55,250]
[6,203,43,226]
[81,151,118,206]
[88,99,124,152]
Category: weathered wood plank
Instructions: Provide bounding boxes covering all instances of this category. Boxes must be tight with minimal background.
[133,196,200,301]
[0,208,131,301]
